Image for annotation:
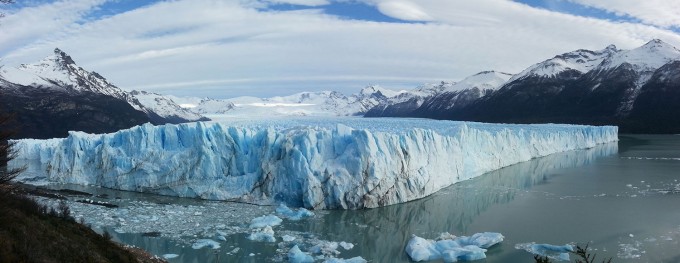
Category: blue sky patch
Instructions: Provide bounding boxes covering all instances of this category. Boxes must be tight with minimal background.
[262,1,417,23]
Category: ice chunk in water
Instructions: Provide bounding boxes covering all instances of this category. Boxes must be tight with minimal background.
[191,239,221,249]
[276,204,315,220]
[288,245,314,263]
[339,241,354,250]
[456,232,505,249]
[247,225,276,242]
[249,215,283,229]
[405,232,503,262]
[405,236,442,261]
[323,257,368,263]
[515,242,574,261]
[309,241,340,256]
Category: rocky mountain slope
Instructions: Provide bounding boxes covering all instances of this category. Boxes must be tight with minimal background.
[0,49,207,139]
[366,40,680,133]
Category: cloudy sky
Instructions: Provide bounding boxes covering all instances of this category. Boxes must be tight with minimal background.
[1,0,680,98]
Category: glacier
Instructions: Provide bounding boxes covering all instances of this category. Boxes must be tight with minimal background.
[11,118,618,209]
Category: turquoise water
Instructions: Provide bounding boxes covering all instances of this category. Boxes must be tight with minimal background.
[35,135,680,262]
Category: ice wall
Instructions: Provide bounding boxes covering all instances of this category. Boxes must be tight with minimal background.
[11,118,618,209]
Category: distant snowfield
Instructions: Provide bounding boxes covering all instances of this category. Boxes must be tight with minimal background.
[12,118,618,209]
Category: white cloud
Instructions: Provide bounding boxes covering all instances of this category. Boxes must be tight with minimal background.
[0,0,106,57]
[1,0,680,98]
[371,0,433,21]
[567,0,680,28]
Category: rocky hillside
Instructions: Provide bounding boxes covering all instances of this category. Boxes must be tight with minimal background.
[0,49,207,139]
[366,40,680,134]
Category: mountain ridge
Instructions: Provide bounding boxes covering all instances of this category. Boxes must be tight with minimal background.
[0,48,208,139]
[367,39,680,133]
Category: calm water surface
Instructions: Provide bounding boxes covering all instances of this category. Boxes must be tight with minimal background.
[35,135,680,262]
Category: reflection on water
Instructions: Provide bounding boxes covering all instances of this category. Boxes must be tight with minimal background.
[298,142,618,262]
[31,137,680,263]
[93,142,617,263]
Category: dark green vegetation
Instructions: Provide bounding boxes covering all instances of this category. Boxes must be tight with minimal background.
[0,87,150,139]
[0,192,145,263]
[0,100,164,262]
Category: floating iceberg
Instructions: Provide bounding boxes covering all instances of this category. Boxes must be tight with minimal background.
[339,241,354,250]
[454,232,505,249]
[288,245,314,263]
[247,225,276,242]
[323,257,368,263]
[277,204,315,220]
[11,118,617,209]
[405,232,504,262]
[191,239,221,249]
[249,215,283,229]
[515,242,575,261]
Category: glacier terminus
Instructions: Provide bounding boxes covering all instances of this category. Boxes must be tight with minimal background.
[12,118,618,209]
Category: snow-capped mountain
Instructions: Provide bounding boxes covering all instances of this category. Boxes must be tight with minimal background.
[599,39,680,72]
[2,48,133,97]
[508,45,619,82]
[0,48,207,138]
[365,71,512,117]
[368,39,680,133]
[443,71,513,93]
[128,90,209,123]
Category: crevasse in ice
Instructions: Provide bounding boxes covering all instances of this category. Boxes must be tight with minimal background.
[11,118,618,209]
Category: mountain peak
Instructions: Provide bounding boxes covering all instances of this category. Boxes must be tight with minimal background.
[639,39,678,52]
[645,38,666,46]
[599,39,680,72]
[443,70,513,93]
[473,70,513,77]
[53,48,76,66]
[604,44,618,52]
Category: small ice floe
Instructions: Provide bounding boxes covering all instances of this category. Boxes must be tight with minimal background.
[618,241,644,259]
[276,204,315,221]
[162,254,179,259]
[405,232,504,262]
[288,245,314,263]
[309,241,341,256]
[515,242,574,261]
[249,215,283,229]
[339,241,354,250]
[322,256,368,263]
[191,239,221,249]
[247,225,276,242]
[283,235,297,242]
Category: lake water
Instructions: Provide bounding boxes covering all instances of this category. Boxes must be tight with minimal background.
[30,135,680,262]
